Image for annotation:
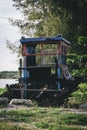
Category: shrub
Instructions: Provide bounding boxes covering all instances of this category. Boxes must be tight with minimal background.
[68,83,87,108]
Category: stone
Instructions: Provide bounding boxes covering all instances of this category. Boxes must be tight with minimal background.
[79,102,87,109]
[0,98,8,107]
[9,99,33,106]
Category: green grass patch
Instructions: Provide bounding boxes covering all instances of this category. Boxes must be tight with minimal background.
[0,107,87,130]
[57,113,87,125]
[0,88,7,95]
[0,123,26,130]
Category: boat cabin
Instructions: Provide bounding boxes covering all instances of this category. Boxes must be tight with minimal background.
[19,35,71,98]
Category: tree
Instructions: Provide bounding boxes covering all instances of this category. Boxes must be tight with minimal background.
[12,0,87,40]
[12,0,68,37]
[49,0,87,40]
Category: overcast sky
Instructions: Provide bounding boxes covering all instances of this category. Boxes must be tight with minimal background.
[0,0,22,71]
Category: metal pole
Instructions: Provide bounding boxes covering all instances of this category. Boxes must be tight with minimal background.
[57,68,61,91]
[19,59,24,99]
[23,56,27,99]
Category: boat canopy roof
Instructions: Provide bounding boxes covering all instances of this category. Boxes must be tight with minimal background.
[20,35,70,45]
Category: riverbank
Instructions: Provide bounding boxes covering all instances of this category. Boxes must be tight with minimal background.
[0,106,87,130]
[0,79,18,88]
[0,71,18,79]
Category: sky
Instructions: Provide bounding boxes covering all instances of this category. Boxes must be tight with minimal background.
[0,0,22,71]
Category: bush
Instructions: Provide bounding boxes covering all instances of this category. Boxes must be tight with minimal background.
[68,83,87,108]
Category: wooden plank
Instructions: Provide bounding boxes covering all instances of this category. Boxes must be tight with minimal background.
[11,88,58,92]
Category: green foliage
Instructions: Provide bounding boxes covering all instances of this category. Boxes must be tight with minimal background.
[67,36,87,76]
[67,54,87,76]
[50,0,87,39]
[0,71,18,79]
[74,36,87,54]
[68,83,87,107]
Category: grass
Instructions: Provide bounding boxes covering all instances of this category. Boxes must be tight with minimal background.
[0,107,87,130]
[0,123,26,130]
[0,88,7,95]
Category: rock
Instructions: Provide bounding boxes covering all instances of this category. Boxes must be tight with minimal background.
[0,98,8,107]
[79,102,87,109]
[9,99,33,107]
